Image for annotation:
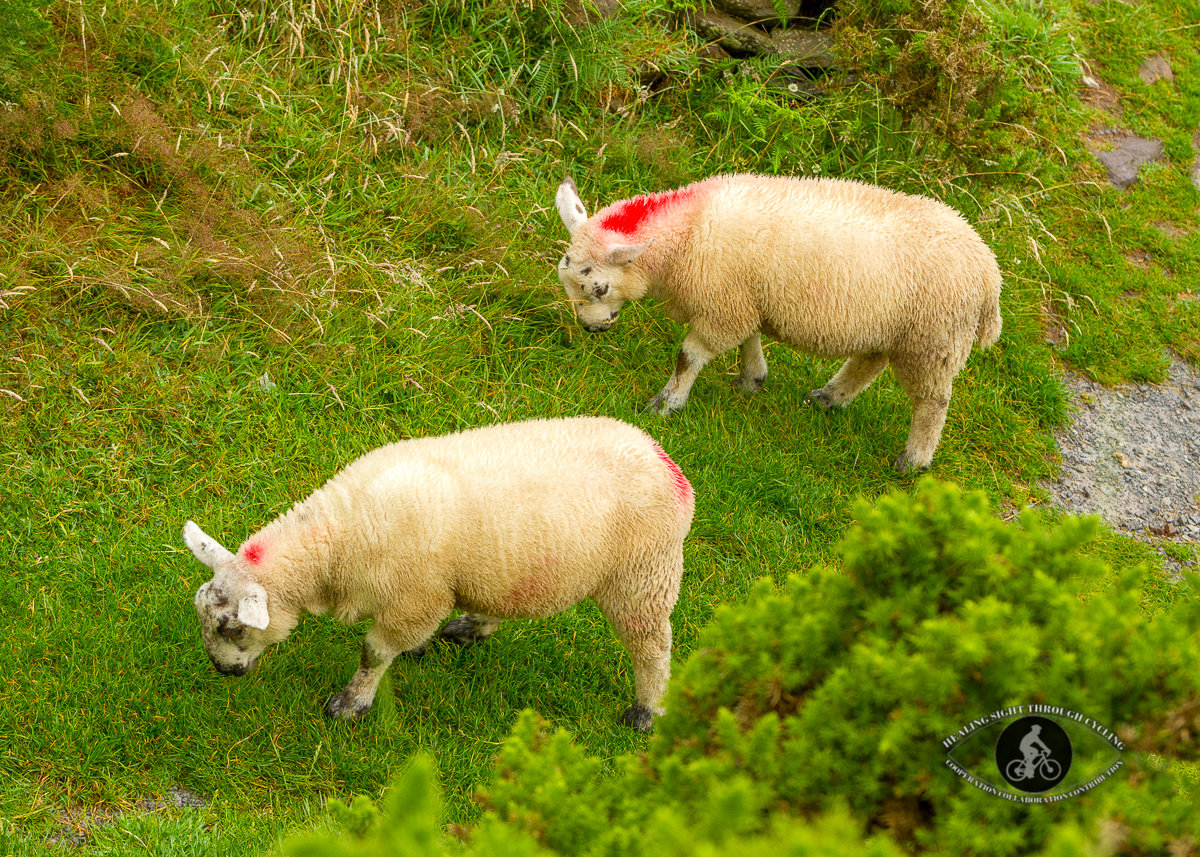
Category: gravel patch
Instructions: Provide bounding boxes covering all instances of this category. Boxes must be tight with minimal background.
[1042,356,1200,572]
[46,784,206,849]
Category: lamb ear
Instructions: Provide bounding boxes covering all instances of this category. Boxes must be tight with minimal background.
[606,239,652,266]
[237,582,270,630]
[183,521,235,570]
[556,177,588,234]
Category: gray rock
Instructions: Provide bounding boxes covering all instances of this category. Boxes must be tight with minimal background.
[694,10,772,56]
[693,10,834,66]
[712,0,803,26]
[1088,134,1165,190]
[773,28,835,68]
[169,785,206,809]
[1138,53,1174,86]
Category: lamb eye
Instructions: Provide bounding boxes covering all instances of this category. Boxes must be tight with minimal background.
[581,266,593,276]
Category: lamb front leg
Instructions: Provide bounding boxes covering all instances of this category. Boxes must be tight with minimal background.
[325,626,425,720]
[646,331,718,415]
[809,353,889,409]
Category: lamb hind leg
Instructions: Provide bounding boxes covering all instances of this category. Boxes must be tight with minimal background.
[809,353,889,409]
[439,613,503,647]
[618,616,672,732]
[597,601,673,731]
[890,353,959,471]
[893,393,950,472]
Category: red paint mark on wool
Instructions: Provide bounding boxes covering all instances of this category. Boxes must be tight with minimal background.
[505,573,553,616]
[651,442,693,506]
[242,541,266,565]
[599,187,696,236]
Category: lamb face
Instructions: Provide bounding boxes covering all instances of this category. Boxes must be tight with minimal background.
[555,177,649,333]
[192,577,271,676]
[557,252,625,332]
[185,520,276,677]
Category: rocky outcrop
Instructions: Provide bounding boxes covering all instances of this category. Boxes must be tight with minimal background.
[693,11,833,66]
[689,0,836,68]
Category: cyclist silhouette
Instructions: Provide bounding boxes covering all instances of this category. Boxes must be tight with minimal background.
[1006,724,1060,781]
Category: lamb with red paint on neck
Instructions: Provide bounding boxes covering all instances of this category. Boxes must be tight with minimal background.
[184,416,694,731]
[554,173,1003,472]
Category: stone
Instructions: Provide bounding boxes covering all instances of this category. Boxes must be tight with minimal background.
[694,10,772,56]
[773,28,835,68]
[713,0,803,26]
[1087,134,1165,190]
[694,10,834,66]
[1138,53,1174,86]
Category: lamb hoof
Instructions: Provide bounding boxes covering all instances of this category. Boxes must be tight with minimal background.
[622,703,655,732]
[645,394,681,416]
[808,388,835,410]
[737,374,766,394]
[325,692,371,721]
[892,452,931,473]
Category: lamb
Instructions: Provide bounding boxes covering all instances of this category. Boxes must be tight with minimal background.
[554,173,1003,471]
[185,416,694,731]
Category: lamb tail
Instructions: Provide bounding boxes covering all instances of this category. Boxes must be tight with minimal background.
[976,292,1002,349]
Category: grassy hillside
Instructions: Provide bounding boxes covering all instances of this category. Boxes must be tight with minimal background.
[1,0,1198,853]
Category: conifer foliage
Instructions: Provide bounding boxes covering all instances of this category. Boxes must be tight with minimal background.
[648,478,1200,853]
[284,481,1200,857]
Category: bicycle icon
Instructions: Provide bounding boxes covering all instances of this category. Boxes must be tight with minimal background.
[1005,749,1061,782]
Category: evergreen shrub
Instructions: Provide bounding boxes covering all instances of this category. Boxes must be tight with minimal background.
[830,0,1036,158]
[282,480,1200,857]
[643,478,1200,854]
[280,749,903,857]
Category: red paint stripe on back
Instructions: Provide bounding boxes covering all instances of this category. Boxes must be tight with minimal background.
[651,442,693,506]
[599,187,695,236]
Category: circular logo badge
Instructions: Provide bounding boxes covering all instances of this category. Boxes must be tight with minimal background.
[995,716,1072,792]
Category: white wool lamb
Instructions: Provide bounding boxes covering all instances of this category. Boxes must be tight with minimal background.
[185,416,694,731]
[554,173,1003,471]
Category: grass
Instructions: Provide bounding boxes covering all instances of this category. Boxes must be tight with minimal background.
[1,0,1198,852]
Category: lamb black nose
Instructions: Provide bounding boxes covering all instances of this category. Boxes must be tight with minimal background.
[584,311,618,333]
[213,657,251,676]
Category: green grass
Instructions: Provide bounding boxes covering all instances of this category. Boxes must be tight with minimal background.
[2,0,1198,852]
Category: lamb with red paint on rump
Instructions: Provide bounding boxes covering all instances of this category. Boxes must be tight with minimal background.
[554,174,1003,471]
[184,416,694,731]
